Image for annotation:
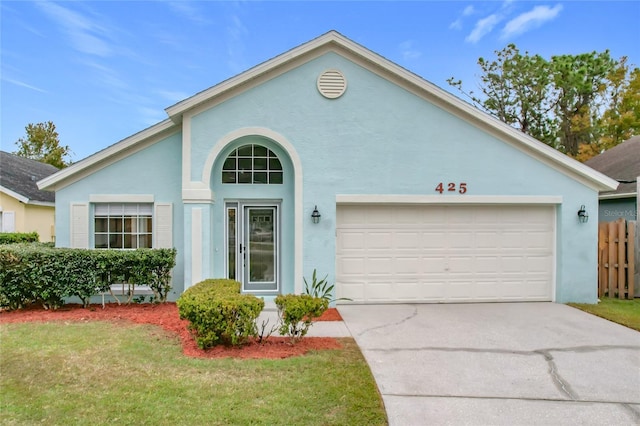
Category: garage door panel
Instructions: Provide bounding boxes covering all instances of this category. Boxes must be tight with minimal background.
[338,231,365,250]
[395,232,420,249]
[336,204,555,303]
[423,232,448,248]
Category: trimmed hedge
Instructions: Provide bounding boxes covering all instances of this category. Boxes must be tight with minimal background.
[177,279,264,348]
[0,232,39,244]
[0,244,176,310]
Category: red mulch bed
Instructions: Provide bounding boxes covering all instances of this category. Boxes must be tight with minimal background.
[0,303,343,359]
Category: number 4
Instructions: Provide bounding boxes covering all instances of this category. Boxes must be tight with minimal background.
[435,182,444,194]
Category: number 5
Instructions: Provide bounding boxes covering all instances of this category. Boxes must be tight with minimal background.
[459,183,467,194]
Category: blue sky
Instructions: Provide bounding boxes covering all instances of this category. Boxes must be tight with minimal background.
[2,1,639,161]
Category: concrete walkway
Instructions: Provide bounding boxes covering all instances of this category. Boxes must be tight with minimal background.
[337,303,640,426]
[257,304,351,337]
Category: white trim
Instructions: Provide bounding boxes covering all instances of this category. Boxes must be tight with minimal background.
[89,194,154,203]
[24,200,55,207]
[0,187,55,207]
[182,111,193,196]
[0,186,29,203]
[38,120,179,191]
[182,188,214,203]
[191,208,203,285]
[336,195,563,205]
[551,206,557,303]
[202,127,304,293]
[599,192,637,200]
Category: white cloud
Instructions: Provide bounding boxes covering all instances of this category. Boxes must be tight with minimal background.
[399,40,422,60]
[463,5,475,16]
[466,14,502,43]
[449,4,476,30]
[166,1,211,25]
[226,13,249,72]
[36,2,113,57]
[3,77,48,93]
[155,89,192,104]
[501,4,563,39]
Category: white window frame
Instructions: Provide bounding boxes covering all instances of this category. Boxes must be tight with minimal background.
[94,203,154,249]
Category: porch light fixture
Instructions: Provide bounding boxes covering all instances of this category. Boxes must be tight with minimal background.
[577,205,589,223]
[311,206,321,224]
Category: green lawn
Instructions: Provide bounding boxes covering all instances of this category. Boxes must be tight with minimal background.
[0,321,387,425]
[568,297,640,331]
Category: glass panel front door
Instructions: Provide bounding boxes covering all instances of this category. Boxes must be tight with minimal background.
[244,207,277,291]
[226,203,279,292]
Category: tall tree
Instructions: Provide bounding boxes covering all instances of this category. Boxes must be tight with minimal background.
[447,44,556,146]
[576,59,640,161]
[448,45,636,158]
[14,121,71,168]
[550,50,615,155]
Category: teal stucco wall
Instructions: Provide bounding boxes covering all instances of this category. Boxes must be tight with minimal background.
[54,51,604,304]
[185,52,600,303]
[55,133,185,299]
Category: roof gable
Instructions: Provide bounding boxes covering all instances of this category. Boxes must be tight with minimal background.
[38,30,618,193]
[0,151,58,204]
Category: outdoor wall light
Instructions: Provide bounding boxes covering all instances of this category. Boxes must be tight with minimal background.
[311,205,321,224]
[577,205,589,223]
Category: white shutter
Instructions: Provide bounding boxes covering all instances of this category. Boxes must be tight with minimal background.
[2,212,15,232]
[70,203,89,248]
[154,203,173,248]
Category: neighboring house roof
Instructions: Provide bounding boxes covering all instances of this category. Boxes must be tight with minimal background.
[585,136,640,199]
[1,150,59,205]
[38,30,618,193]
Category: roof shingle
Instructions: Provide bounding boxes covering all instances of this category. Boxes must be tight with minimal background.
[0,151,59,203]
[585,136,640,196]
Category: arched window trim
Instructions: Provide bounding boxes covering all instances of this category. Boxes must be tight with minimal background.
[221,144,283,184]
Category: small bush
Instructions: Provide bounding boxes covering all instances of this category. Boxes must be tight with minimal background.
[0,232,39,244]
[275,294,328,342]
[177,279,264,349]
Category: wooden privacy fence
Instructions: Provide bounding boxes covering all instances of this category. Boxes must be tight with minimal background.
[598,219,636,299]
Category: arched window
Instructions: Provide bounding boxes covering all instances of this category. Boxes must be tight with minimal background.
[222,144,283,184]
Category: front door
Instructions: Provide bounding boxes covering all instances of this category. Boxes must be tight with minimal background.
[226,203,279,292]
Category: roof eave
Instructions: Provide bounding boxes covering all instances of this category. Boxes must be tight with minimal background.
[0,186,29,203]
[165,30,619,193]
[38,119,178,191]
[165,31,345,122]
[599,191,637,200]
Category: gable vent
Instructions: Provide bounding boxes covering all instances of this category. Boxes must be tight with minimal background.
[317,69,347,99]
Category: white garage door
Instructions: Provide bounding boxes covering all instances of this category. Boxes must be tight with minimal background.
[336,204,555,303]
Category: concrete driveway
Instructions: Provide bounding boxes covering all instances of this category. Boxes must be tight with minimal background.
[338,303,640,426]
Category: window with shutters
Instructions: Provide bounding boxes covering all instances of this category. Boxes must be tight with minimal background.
[94,203,153,249]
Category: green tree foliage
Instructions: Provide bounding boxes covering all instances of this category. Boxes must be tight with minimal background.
[448,45,639,159]
[14,121,71,168]
[550,51,614,155]
[448,45,556,145]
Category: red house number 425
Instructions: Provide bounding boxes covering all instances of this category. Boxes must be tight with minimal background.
[435,182,467,194]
